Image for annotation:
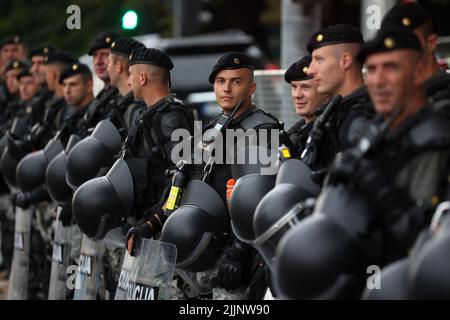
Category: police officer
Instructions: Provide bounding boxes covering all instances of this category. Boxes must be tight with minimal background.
[0,36,22,75]
[0,60,29,133]
[284,55,329,158]
[71,46,194,296]
[82,30,120,129]
[381,2,450,113]
[22,45,57,129]
[59,62,95,145]
[306,24,374,173]
[106,37,146,137]
[122,46,194,221]
[18,69,39,104]
[274,27,450,300]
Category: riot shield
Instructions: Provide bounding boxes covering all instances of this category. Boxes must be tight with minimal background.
[102,226,127,299]
[113,251,133,300]
[48,206,73,300]
[125,238,176,300]
[73,235,104,300]
[7,206,32,300]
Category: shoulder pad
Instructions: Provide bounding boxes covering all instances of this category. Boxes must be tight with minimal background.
[409,113,450,149]
[425,71,450,98]
[238,109,281,130]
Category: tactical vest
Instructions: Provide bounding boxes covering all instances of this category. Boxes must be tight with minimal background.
[199,105,282,203]
[370,107,450,203]
[287,118,313,158]
[424,70,450,117]
[123,95,195,220]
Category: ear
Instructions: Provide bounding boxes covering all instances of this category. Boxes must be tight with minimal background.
[413,55,427,86]
[86,79,93,94]
[427,33,439,53]
[139,72,147,86]
[248,82,256,96]
[116,60,123,74]
[340,52,353,71]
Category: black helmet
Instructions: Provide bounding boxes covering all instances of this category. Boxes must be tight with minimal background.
[16,138,63,192]
[409,215,450,299]
[0,133,28,188]
[160,180,229,272]
[46,135,81,204]
[275,159,320,194]
[362,258,410,300]
[252,183,316,270]
[72,159,134,240]
[228,174,275,243]
[274,186,381,299]
[66,120,122,189]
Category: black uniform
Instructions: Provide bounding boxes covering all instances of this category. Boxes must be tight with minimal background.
[125,95,195,222]
[287,118,313,158]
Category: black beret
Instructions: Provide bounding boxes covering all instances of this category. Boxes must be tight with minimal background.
[4,60,29,73]
[0,35,21,49]
[29,45,56,59]
[357,27,423,64]
[110,37,145,58]
[381,2,431,30]
[208,52,255,84]
[44,50,77,65]
[307,24,364,53]
[129,47,174,70]
[88,30,121,56]
[59,62,92,84]
[17,68,33,81]
[284,55,313,84]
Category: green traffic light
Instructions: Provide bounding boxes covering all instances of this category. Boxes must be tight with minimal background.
[122,10,138,30]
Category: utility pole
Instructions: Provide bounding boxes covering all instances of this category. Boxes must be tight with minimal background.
[280,0,321,128]
[173,0,201,37]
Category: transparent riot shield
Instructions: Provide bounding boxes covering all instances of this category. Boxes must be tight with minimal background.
[48,206,73,300]
[114,251,133,300]
[125,238,177,300]
[73,234,104,300]
[7,206,32,300]
[102,226,126,300]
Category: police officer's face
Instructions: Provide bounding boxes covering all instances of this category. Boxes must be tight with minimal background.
[0,44,20,66]
[291,79,328,121]
[30,55,46,86]
[213,68,256,113]
[93,48,110,82]
[308,45,345,95]
[19,75,38,102]
[365,50,421,116]
[63,74,90,107]
[127,65,140,98]
[5,69,21,94]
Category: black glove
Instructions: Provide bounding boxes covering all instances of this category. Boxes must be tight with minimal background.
[217,240,252,290]
[14,192,32,209]
[125,221,154,256]
[13,185,51,209]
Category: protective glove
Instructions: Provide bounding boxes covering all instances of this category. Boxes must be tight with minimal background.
[14,192,32,209]
[126,221,154,256]
[217,240,252,290]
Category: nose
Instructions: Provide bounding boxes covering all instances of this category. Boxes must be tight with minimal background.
[127,74,132,87]
[223,80,231,93]
[307,62,316,78]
